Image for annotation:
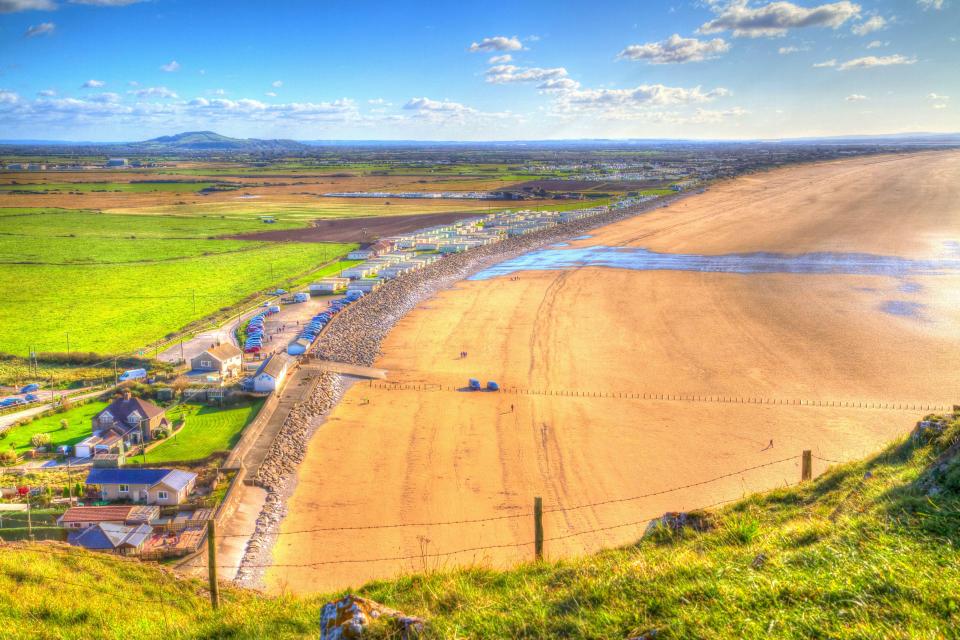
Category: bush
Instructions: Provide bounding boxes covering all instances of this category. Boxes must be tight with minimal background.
[59,419,69,431]
[0,449,16,464]
[30,433,52,448]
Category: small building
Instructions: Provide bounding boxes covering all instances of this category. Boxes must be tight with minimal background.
[293,292,310,303]
[92,391,167,444]
[105,158,128,167]
[309,278,350,294]
[57,505,159,530]
[86,468,198,505]
[287,338,310,356]
[74,427,126,459]
[190,343,243,378]
[252,355,289,393]
[68,522,153,555]
[347,248,376,260]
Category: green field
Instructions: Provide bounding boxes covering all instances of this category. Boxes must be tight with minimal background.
[135,400,263,464]
[2,414,958,638]
[0,209,356,356]
[1,401,108,455]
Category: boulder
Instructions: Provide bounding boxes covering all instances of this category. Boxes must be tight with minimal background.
[319,595,424,640]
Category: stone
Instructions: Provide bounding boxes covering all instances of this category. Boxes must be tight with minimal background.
[319,595,424,640]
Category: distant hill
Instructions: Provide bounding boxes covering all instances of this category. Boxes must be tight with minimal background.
[138,131,308,152]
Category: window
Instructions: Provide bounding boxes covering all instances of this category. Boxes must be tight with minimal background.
[118,484,129,493]
[157,491,169,500]
[201,360,212,368]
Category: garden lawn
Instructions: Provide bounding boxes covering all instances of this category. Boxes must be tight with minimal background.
[136,400,263,464]
[2,401,107,455]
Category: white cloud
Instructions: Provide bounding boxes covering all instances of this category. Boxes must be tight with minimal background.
[485,64,578,91]
[917,0,944,9]
[265,91,277,97]
[866,40,888,48]
[778,45,807,54]
[210,88,227,96]
[272,80,283,88]
[845,93,868,101]
[851,15,886,36]
[404,97,476,115]
[25,22,55,37]
[129,86,178,99]
[368,98,391,105]
[0,90,20,104]
[812,59,837,67]
[37,88,56,97]
[556,84,731,116]
[128,80,139,87]
[617,34,730,64]
[488,54,512,64]
[836,54,917,70]
[0,0,55,12]
[468,35,523,52]
[927,93,950,109]
[160,60,180,72]
[700,1,861,38]
[82,79,106,88]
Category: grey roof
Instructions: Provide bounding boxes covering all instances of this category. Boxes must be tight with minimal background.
[69,522,153,550]
[255,355,287,379]
[156,469,196,492]
[95,396,165,423]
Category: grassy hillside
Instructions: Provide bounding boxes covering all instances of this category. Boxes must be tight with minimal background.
[2,415,958,639]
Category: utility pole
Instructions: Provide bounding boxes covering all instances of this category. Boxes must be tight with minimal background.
[207,520,220,610]
[66,333,70,359]
[114,358,118,386]
[192,290,197,315]
[801,450,812,482]
[180,339,185,365]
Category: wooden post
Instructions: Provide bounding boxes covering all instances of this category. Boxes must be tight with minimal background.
[534,497,544,562]
[801,450,812,482]
[207,520,220,610]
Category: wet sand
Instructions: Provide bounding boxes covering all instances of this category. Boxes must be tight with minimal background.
[269,150,960,593]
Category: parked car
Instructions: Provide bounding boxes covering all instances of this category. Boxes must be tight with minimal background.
[468,378,481,391]
[20,383,39,393]
[24,393,39,402]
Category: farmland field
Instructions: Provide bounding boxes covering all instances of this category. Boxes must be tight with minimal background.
[135,400,264,464]
[0,208,356,356]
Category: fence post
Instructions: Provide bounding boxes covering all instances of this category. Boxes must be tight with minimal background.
[534,497,544,562]
[207,520,220,610]
[801,450,812,482]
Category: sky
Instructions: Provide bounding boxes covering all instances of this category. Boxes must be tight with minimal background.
[0,0,957,141]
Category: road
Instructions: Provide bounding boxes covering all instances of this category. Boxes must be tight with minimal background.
[0,385,113,432]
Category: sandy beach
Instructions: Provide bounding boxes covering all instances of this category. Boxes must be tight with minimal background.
[268,150,960,594]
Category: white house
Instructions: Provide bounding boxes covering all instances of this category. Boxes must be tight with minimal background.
[253,355,289,393]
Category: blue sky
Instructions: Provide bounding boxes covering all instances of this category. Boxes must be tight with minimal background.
[0,0,957,140]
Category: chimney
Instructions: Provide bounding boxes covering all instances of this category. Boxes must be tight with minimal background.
[123,389,132,401]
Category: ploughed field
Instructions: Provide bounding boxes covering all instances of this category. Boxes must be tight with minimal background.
[270,150,960,593]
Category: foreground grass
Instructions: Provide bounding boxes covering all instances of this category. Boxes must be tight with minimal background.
[134,400,263,464]
[2,417,958,639]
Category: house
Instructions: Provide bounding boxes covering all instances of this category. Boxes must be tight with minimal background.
[68,522,153,555]
[309,277,349,294]
[91,391,167,443]
[86,468,198,505]
[347,248,376,260]
[190,343,243,378]
[57,505,159,530]
[252,355,289,393]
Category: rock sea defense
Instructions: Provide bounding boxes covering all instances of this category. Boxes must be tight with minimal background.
[319,594,424,639]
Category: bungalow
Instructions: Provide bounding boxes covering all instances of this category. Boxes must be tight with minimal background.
[57,505,159,530]
[252,355,289,393]
[92,391,167,444]
[86,468,197,506]
[190,343,243,378]
[68,522,153,555]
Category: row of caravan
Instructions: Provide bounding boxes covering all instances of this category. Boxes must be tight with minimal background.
[287,290,365,355]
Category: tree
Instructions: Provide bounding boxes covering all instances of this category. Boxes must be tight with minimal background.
[31,433,52,448]
[59,418,69,431]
